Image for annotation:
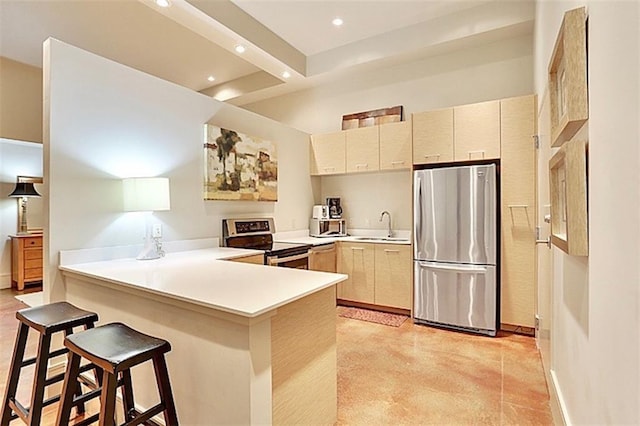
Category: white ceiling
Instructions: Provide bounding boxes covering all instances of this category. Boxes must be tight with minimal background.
[0,0,535,105]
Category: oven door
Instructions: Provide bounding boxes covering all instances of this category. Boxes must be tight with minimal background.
[266,251,310,269]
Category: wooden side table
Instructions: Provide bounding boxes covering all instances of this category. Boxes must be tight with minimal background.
[10,234,43,290]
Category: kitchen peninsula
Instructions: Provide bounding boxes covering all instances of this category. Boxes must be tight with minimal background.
[59,247,346,425]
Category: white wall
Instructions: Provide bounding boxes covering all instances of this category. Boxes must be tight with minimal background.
[44,39,312,302]
[244,33,534,238]
[244,34,534,135]
[534,1,640,424]
[0,139,43,288]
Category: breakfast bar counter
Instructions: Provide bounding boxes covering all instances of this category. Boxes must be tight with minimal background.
[59,248,347,425]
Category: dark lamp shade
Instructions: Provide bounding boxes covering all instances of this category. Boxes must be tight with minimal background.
[8,182,41,198]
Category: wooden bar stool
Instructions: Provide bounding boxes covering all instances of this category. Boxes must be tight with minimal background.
[56,322,179,426]
[1,302,99,426]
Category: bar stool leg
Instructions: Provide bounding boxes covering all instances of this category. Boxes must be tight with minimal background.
[153,355,178,426]
[55,352,81,426]
[98,370,117,426]
[1,323,29,426]
[120,370,135,422]
[27,332,52,426]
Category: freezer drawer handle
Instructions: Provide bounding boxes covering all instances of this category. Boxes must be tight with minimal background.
[417,261,487,273]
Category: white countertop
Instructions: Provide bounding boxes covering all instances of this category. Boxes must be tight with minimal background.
[275,232,412,246]
[59,248,347,319]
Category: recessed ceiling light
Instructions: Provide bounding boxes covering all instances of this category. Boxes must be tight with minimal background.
[332,17,343,27]
[282,71,291,79]
[207,76,215,82]
[155,0,170,8]
[234,45,246,54]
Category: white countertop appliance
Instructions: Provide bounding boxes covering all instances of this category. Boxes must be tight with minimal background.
[312,205,329,219]
[309,218,347,237]
[413,164,498,336]
[222,218,312,269]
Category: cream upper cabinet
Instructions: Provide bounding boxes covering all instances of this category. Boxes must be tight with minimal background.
[373,244,411,309]
[412,108,454,164]
[500,94,536,328]
[454,100,501,161]
[346,126,379,173]
[379,121,411,170]
[336,242,375,303]
[310,131,345,175]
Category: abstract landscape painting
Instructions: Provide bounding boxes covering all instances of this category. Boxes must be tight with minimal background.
[204,125,278,201]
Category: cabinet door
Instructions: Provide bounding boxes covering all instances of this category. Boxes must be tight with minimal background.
[346,126,379,173]
[374,244,411,309]
[309,244,337,272]
[310,131,346,175]
[336,243,374,303]
[379,121,411,170]
[412,108,454,164]
[230,254,264,264]
[454,100,501,161]
[500,94,536,328]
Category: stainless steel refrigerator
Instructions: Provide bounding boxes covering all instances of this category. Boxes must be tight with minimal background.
[413,164,498,336]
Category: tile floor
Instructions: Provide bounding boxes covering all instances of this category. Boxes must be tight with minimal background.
[1,289,553,425]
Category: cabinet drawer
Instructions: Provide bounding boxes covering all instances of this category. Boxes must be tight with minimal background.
[25,258,43,269]
[24,237,43,248]
[24,267,43,280]
[24,249,42,260]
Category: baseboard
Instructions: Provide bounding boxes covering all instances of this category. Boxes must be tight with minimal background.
[550,369,570,425]
[0,273,11,289]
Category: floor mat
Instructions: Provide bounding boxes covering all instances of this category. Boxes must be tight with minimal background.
[337,306,408,327]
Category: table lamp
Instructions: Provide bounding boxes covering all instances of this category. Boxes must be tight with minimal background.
[122,177,170,260]
[9,181,41,234]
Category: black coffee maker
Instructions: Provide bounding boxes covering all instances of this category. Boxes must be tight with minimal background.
[326,197,342,219]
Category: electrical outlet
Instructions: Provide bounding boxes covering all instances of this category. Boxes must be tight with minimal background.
[152,224,162,238]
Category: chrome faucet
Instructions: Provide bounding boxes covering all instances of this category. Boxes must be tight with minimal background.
[379,211,392,238]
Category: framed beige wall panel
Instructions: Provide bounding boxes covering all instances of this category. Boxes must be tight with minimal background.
[412,108,454,164]
[271,287,337,425]
[549,138,588,255]
[309,131,345,175]
[346,126,379,173]
[374,244,411,310]
[336,242,375,303]
[454,100,501,161]
[500,94,537,327]
[0,57,43,143]
[379,121,411,170]
[548,6,588,148]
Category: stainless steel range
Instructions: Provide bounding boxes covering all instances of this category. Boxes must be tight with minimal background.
[222,218,311,269]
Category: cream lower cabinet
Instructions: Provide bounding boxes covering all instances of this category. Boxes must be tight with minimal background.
[336,243,375,303]
[373,244,411,309]
[379,121,411,170]
[337,242,411,310]
[229,254,264,264]
[412,108,454,165]
[310,131,346,175]
[500,94,537,328]
[454,100,501,161]
[346,126,379,173]
[309,244,337,273]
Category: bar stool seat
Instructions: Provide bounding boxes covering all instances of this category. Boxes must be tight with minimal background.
[1,302,99,426]
[57,322,178,426]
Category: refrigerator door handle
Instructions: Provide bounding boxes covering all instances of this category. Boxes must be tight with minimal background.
[417,261,488,273]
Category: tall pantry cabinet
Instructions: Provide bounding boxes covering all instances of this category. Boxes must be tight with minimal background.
[500,94,537,328]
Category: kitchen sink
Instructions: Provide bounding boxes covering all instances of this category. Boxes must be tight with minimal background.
[354,237,409,242]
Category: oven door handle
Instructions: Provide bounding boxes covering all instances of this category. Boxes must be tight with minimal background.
[267,251,310,266]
